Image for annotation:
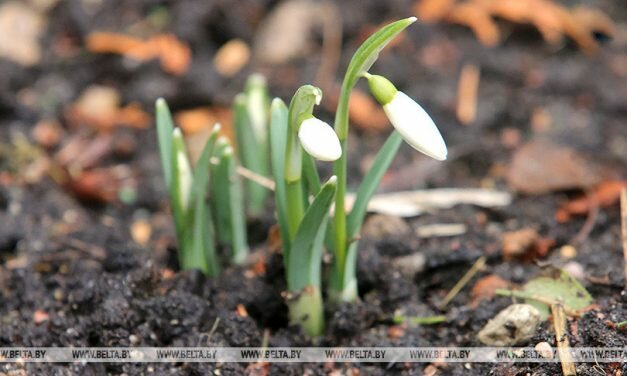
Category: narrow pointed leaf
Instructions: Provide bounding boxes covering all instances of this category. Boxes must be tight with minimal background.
[223,147,249,264]
[155,98,175,189]
[187,125,220,275]
[347,131,403,239]
[287,177,336,291]
[269,98,291,259]
[233,94,269,216]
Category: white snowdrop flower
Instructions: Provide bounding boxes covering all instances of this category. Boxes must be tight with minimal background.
[298,117,342,161]
[366,74,448,161]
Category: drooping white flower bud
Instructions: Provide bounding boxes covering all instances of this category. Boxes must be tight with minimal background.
[297,117,342,162]
[366,74,448,161]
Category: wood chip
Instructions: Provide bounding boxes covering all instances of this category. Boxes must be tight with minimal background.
[456,63,480,125]
[344,188,511,218]
[130,219,151,246]
[415,223,467,238]
[214,39,250,77]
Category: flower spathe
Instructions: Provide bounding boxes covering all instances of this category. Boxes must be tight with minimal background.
[298,117,342,161]
[383,91,447,161]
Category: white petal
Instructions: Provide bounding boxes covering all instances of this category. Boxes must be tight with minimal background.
[298,118,342,161]
[384,91,448,161]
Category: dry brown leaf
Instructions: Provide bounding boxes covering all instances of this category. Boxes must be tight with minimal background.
[471,274,510,306]
[214,39,250,77]
[507,139,601,194]
[446,2,500,47]
[556,180,627,222]
[414,0,615,53]
[502,228,554,260]
[348,89,390,132]
[66,85,150,132]
[415,0,457,22]
[86,32,191,75]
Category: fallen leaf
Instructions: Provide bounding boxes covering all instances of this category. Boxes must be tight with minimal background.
[66,85,150,132]
[471,274,510,306]
[214,39,250,77]
[0,2,45,66]
[502,228,554,260]
[522,268,593,320]
[507,139,601,194]
[446,2,501,47]
[86,32,191,75]
[414,0,615,53]
[415,0,457,22]
[556,180,627,222]
[62,166,134,204]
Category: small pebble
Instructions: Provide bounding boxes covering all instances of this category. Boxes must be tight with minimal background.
[560,245,577,259]
[534,342,554,359]
[563,261,585,280]
[129,334,139,345]
[478,304,541,346]
[33,310,49,324]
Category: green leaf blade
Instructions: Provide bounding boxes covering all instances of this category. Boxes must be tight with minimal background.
[155,98,175,189]
[269,98,291,259]
[287,176,337,292]
[346,131,403,239]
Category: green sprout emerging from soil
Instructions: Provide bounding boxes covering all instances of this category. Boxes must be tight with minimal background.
[155,100,248,276]
[154,17,447,337]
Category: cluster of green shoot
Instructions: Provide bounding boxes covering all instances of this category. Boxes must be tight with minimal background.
[155,17,447,337]
[155,101,248,276]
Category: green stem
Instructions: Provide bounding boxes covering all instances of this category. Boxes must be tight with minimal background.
[286,179,305,241]
[331,17,416,302]
[284,85,323,241]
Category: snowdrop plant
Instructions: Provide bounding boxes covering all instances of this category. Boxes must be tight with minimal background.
[329,17,448,302]
[269,86,340,336]
[266,17,446,334]
[155,99,248,276]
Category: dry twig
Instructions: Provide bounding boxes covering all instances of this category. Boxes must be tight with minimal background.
[551,303,576,376]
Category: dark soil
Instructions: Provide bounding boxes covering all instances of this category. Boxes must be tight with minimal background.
[1,0,626,375]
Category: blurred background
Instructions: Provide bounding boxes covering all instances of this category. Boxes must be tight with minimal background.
[0,0,624,206]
